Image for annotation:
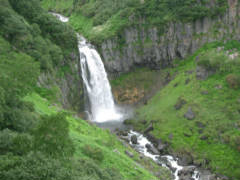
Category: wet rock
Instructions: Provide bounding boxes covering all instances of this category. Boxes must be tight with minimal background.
[184,107,195,120]
[158,157,174,171]
[157,140,167,153]
[125,150,134,158]
[178,153,193,166]
[175,98,187,110]
[178,167,195,180]
[200,170,217,180]
[131,135,138,144]
[146,133,158,146]
[145,144,159,154]
[143,123,154,134]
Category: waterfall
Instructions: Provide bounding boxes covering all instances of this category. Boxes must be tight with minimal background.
[50,12,122,123]
[77,35,122,122]
[52,13,201,180]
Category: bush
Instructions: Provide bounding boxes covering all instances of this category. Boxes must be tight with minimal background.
[33,113,75,157]
[0,152,73,180]
[226,74,240,89]
[0,129,33,155]
[82,145,104,162]
[0,153,123,180]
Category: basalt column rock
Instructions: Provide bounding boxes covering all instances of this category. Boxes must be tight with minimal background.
[99,0,240,75]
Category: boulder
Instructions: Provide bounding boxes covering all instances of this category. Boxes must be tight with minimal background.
[195,121,206,129]
[184,107,195,120]
[196,66,215,80]
[131,135,138,144]
[125,150,134,158]
[175,98,187,110]
[178,167,195,180]
[157,141,167,153]
[200,170,217,180]
[146,133,158,146]
[145,144,159,155]
[143,123,154,134]
[178,153,193,166]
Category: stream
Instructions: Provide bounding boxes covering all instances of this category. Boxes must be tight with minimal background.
[52,13,201,180]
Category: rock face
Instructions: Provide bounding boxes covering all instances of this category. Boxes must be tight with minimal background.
[98,0,240,75]
[38,51,84,112]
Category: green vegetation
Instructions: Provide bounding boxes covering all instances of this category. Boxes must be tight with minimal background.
[0,0,77,72]
[123,41,240,179]
[23,93,171,180]
[0,0,171,179]
[41,0,228,44]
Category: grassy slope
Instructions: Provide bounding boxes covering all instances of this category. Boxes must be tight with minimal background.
[128,43,240,179]
[24,93,171,180]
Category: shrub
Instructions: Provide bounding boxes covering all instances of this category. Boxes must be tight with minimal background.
[33,113,75,157]
[82,145,104,162]
[0,129,33,155]
[0,152,72,180]
[226,74,240,89]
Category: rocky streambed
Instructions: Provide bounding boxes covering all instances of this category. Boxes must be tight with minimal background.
[126,131,200,180]
[117,129,224,180]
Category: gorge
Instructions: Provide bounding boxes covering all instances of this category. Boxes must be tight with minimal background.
[1,0,240,180]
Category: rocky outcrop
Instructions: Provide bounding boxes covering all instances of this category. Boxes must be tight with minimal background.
[99,0,240,74]
[38,51,84,112]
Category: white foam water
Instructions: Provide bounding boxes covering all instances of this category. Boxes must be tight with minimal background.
[50,12,69,22]
[128,131,200,180]
[77,35,123,122]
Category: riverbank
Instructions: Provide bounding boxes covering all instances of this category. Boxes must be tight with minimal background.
[119,41,240,179]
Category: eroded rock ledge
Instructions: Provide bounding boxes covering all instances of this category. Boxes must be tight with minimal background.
[100,0,239,74]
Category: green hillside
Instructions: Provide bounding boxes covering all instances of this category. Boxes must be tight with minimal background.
[122,41,240,179]
[0,0,170,179]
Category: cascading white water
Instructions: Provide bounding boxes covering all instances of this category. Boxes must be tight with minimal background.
[51,12,69,22]
[50,12,122,123]
[53,13,201,180]
[78,35,122,122]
